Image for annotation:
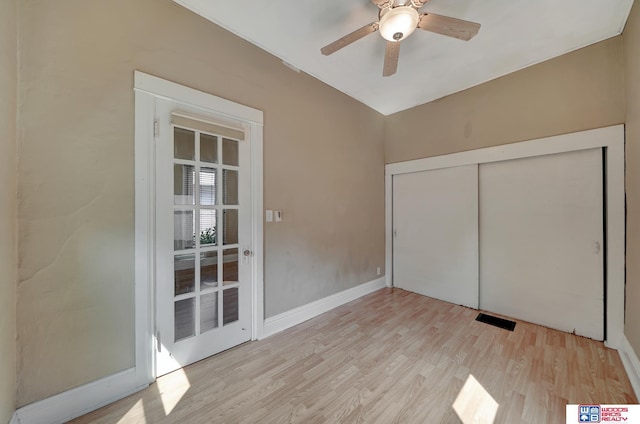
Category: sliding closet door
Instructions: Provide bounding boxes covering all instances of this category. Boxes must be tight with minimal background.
[393,165,479,308]
[479,148,604,340]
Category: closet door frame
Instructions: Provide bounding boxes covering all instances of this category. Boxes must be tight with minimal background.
[384,125,625,348]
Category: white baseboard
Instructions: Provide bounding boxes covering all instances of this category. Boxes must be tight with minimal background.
[14,368,148,424]
[616,335,640,400]
[260,277,386,339]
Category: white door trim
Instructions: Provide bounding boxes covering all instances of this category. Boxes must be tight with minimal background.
[385,125,625,348]
[134,71,264,384]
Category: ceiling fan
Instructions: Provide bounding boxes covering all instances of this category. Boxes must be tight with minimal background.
[321,0,481,77]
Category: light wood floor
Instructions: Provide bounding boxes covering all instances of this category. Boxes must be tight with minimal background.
[70,288,637,423]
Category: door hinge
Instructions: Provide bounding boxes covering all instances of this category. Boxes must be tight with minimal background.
[154,119,159,138]
[156,331,161,352]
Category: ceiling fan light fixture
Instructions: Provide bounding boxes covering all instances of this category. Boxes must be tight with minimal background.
[379,6,419,42]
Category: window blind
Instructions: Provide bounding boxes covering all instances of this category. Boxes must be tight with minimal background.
[171,111,244,141]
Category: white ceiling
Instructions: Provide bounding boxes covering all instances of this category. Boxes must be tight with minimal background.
[175,0,634,115]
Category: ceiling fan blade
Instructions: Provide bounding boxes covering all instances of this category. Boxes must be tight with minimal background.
[321,22,379,56]
[418,13,480,41]
[383,41,400,77]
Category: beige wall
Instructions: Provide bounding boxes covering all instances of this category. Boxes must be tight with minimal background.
[17,0,385,406]
[0,0,17,420]
[264,80,385,316]
[385,37,625,163]
[623,2,640,359]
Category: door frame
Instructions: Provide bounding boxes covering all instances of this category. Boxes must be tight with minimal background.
[385,125,625,348]
[134,71,264,384]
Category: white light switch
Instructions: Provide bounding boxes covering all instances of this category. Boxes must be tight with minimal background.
[275,210,283,222]
[265,210,273,222]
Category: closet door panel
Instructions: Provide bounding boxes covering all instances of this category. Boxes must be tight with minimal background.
[479,148,604,340]
[393,165,479,308]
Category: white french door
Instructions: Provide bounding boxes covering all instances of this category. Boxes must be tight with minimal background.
[155,99,253,376]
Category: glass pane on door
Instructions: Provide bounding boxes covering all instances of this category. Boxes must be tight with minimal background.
[223,209,238,245]
[223,288,239,325]
[222,248,238,285]
[200,250,218,289]
[174,210,195,251]
[174,128,195,160]
[200,133,218,164]
[174,254,195,295]
[175,298,195,341]
[222,138,239,166]
[223,170,238,205]
[199,209,217,247]
[200,167,217,205]
[200,292,218,333]
[174,165,195,205]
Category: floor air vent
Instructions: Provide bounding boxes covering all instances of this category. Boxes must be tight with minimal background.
[475,313,516,331]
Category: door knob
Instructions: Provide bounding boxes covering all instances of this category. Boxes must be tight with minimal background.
[243,249,252,257]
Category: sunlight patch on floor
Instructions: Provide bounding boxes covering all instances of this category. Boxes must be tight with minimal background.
[158,367,191,416]
[116,399,147,424]
[452,374,499,424]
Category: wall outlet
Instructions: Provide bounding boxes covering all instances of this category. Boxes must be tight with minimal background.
[376,267,381,276]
